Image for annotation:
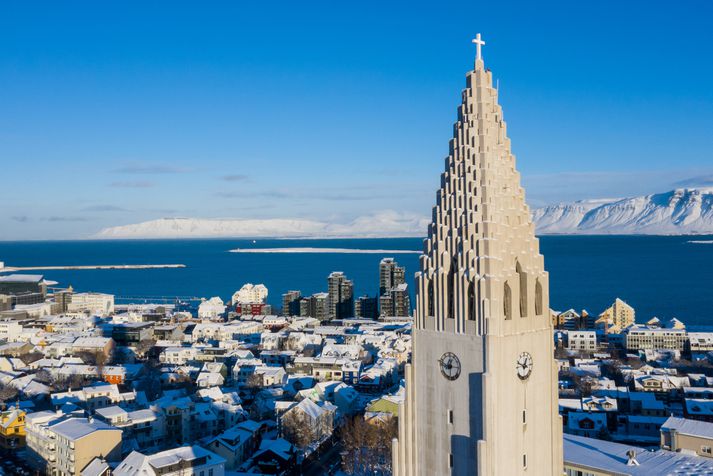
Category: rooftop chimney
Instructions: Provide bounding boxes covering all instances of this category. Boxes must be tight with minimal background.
[626,449,640,466]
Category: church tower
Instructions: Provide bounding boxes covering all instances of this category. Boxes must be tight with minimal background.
[393,35,563,475]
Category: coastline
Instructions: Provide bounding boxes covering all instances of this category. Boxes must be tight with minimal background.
[229,247,421,254]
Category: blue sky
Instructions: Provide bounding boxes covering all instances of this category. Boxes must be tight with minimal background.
[1,1,712,240]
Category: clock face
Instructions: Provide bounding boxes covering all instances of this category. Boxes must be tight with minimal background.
[516,352,533,380]
[439,352,461,381]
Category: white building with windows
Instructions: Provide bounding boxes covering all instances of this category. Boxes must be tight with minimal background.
[68,292,115,316]
[114,445,225,476]
[625,326,688,351]
[231,283,268,305]
[0,320,23,342]
[567,331,597,352]
[198,297,226,320]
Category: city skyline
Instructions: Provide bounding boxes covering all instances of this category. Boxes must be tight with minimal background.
[2,1,713,240]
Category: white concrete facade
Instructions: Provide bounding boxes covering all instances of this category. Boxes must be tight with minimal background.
[394,38,563,476]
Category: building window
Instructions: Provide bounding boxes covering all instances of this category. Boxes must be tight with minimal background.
[449,410,454,424]
[522,409,527,424]
[504,282,512,320]
[702,446,712,455]
[448,258,457,319]
[516,261,528,318]
[428,281,434,317]
[523,454,527,468]
[449,453,453,468]
[468,281,476,321]
[535,279,543,316]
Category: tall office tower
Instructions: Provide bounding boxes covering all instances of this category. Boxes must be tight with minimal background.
[379,258,406,296]
[281,290,302,316]
[356,295,379,319]
[393,35,562,476]
[327,272,354,319]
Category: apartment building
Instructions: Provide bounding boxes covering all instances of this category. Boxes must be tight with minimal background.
[25,414,122,476]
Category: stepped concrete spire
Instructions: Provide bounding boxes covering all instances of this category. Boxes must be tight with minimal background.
[393,37,563,476]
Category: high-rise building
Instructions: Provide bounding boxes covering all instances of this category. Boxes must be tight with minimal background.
[379,258,406,296]
[311,292,329,321]
[299,298,311,318]
[394,35,562,475]
[327,272,353,320]
[379,294,393,318]
[355,295,378,319]
[391,283,410,317]
[299,293,330,321]
[282,290,301,316]
[379,284,411,318]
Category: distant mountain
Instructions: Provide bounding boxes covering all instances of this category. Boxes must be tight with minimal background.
[93,212,430,239]
[533,188,713,235]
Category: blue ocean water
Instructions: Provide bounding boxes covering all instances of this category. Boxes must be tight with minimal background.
[0,236,711,325]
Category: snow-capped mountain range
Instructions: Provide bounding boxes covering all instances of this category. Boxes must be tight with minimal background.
[93,211,430,239]
[93,189,713,239]
[532,188,713,235]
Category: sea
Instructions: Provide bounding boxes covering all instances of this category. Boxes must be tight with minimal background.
[0,236,711,326]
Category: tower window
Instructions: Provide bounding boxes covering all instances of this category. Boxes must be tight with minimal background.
[468,281,476,321]
[522,409,527,424]
[517,261,528,318]
[523,454,527,468]
[449,453,453,468]
[535,278,543,316]
[504,282,512,320]
[428,281,434,317]
[449,410,454,424]
[448,258,457,319]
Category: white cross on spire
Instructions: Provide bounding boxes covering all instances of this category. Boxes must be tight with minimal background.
[472,33,485,62]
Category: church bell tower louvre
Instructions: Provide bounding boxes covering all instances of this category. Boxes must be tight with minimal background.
[393,34,564,475]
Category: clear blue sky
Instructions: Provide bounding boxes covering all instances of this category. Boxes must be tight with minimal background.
[2,1,712,240]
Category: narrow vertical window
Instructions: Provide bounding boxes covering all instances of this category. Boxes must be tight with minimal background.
[504,282,512,320]
[468,281,476,321]
[517,261,528,318]
[448,258,457,319]
[427,280,435,317]
[449,410,454,424]
[523,454,527,468]
[449,453,454,468]
[522,409,527,424]
[535,278,543,316]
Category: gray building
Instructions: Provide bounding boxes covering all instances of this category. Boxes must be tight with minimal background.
[355,295,378,319]
[300,293,329,321]
[281,290,301,316]
[379,258,405,296]
[0,274,47,306]
[380,284,411,317]
[327,272,353,320]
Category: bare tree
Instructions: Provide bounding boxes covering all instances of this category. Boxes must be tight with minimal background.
[245,373,263,390]
[134,339,156,359]
[339,415,397,475]
[282,409,316,449]
[0,383,19,404]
